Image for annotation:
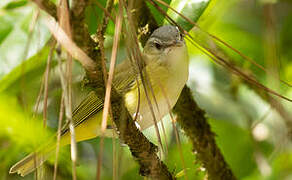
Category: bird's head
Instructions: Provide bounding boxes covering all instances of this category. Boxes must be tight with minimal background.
[143,25,188,67]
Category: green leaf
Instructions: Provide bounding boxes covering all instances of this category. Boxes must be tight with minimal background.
[209,118,257,178]
[0,5,50,79]
[4,0,28,10]
[0,92,54,171]
[0,46,52,93]
[0,17,13,44]
[0,93,48,146]
[85,0,108,35]
[20,10,33,33]
[146,0,172,25]
[167,0,210,31]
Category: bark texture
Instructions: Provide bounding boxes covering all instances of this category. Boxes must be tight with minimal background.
[174,86,237,180]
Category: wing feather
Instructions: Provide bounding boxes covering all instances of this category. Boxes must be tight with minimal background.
[61,91,104,135]
[61,59,139,135]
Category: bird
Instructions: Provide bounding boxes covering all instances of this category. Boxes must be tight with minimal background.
[9,25,189,176]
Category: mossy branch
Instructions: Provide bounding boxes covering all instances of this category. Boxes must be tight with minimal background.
[173,86,237,180]
[110,91,173,180]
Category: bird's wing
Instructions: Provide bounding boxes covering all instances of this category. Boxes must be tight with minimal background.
[61,91,104,135]
[113,59,140,93]
[60,59,139,135]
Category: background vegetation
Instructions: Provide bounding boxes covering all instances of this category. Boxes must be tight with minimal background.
[0,0,292,179]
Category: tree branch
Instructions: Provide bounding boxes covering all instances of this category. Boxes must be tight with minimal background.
[110,90,173,180]
[32,0,57,19]
[173,86,237,180]
[69,0,106,94]
[70,0,96,57]
[44,17,96,71]
[131,0,158,46]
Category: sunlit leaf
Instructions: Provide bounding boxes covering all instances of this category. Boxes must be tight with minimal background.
[0,6,51,78]
[0,46,52,93]
[0,93,49,145]
[167,0,210,31]
[0,17,13,44]
[4,0,28,10]
[146,0,172,25]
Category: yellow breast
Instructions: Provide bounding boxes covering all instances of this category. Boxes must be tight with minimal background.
[125,47,189,130]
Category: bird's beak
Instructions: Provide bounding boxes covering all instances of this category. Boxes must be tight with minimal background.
[174,40,184,47]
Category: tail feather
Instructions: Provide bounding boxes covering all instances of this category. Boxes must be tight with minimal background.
[9,109,114,177]
[10,144,55,177]
[9,152,46,176]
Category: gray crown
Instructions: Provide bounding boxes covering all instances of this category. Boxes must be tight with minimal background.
[150,25,181,42]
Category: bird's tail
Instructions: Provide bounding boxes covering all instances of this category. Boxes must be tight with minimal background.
[9,144,55,177]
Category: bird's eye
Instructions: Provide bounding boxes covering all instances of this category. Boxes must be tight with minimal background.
[179,33,184,40]
[154,42,162,50]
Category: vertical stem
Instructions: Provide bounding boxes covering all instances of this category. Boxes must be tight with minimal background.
[263,4,279,91]
[43,42,56,128]
[58,0,77,178]
[97,1,123,179]
[53,93,65,180]
[67,54,77,180]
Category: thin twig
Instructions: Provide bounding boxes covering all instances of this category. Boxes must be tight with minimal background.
[44,16,97,74]
[148,0,292,103]
[152,0,292,88]
[33,76,44,118]
[95,0,113,87]
[93,1,115,22]
[21,10,42,179]
[43,41,56,128]
[96,0,114,37]
[20,10,40,111]
[95,0,115,179]
[187,34,291,103]
[58,0,77,179]
[104,1,173,179]
[53,93,64,180]
[97,1,123,179]
[37,41,55,178]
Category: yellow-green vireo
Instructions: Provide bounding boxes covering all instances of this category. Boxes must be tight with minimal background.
[10,25,189,176]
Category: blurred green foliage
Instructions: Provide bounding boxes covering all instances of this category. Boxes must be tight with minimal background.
[0,0,292,179]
